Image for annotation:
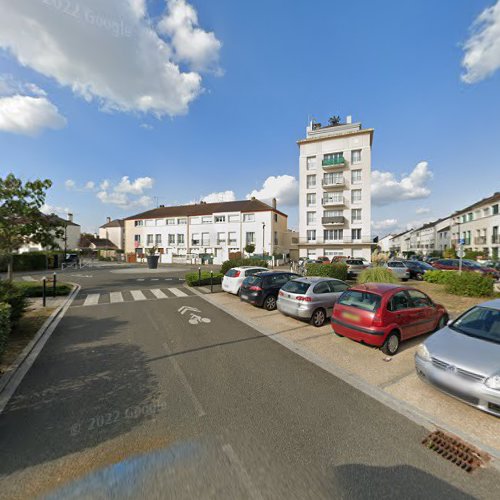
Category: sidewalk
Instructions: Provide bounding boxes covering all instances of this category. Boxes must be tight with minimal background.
[202,291,500,459]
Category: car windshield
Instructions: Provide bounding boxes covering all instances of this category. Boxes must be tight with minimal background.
[225,269,240,277]
[244,275,262,286]
[281,280,311,294]
[337,290,382,312]
[450,306,500,344]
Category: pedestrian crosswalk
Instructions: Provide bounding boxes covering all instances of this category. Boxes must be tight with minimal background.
[72,287,198,307]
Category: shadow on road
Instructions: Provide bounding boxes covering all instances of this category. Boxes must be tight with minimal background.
[0,313,161,476]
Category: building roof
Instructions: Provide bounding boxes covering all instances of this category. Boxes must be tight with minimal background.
[413,217,448,233]
[45,214,80,227]
[391,228,413,240]
[452,192,500,217]
[100,218,124,229]
[79,235,117,249]
[297,127,374,146]
[437,225,450,232]
[125,199,287,220]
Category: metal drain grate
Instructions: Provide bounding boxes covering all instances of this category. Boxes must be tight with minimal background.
[422,430,489,472]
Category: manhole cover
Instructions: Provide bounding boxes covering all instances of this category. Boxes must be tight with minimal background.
[422,430,490,472]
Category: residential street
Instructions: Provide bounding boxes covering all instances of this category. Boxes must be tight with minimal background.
[0,266,498,499]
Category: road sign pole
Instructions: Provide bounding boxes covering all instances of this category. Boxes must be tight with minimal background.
[53,272,57,298]
[210,271,213,293]
[42,277,47,307]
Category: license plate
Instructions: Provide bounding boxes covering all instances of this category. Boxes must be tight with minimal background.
[240,294,249,300]
[342,311,360,322]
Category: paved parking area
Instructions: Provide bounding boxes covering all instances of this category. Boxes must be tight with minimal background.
[201,290,500,457]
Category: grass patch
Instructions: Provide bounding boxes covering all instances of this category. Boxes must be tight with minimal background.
[357,267,399,284]
[13,281,72,297]
[185,272,224,287]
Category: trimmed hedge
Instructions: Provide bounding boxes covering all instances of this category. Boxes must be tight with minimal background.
[444,272,494,298]
[220,259,268,276]
[0,280,26,325]
[13,281,72,297]
[305,263,348,281]
[0,302,11,359]
[185,272,224,287]
[357,267,399,284]
[423,270,457,284]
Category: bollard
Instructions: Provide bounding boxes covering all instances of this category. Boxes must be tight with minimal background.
[210,270,213,293]
[198,266,201,284]
[42,277,47,307]
[53,272,57,298]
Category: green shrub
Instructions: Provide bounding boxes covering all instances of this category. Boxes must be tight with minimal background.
[423,270,458,284]
[0,280,27,325]
[445,272,494,298]
[357,267,399,284]
[13,281,72,297]
[220,259,268,275]
[305,263,348,281]
[185,271,224,287]
[0,302,11,359]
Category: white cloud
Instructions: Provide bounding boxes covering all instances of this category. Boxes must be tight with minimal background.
[97,190,152,208]
[140,123,153,130]
[65,179,76,190]
[416,207,430,215]
[0,75,47,97]
[96,176,154,208]
[158,0,222,73]
[115,176,154,194]
[0,95,66,136]
[41,203,70,216]
[246,175,299,206]
[197,190,236,203]
[462,1,500,83]
[100,179,110,190]
[371,161,433,207]
[0,0,221,117]
[85,181,96,190]
[372,219,399,231]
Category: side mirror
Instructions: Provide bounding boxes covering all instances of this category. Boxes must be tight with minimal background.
[447,319,453,326]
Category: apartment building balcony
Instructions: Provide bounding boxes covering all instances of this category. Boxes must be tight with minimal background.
[322,156,346,170]
[322,196,346,207]
[298,236,372,245]
[322,216,345,226]
[474,236,487,245]
[322,178,345,189]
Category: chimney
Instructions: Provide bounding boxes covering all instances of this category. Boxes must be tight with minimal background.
[251,196,256,200]
[68,213,73,222]
[272,198,277,209]
[106,216,111,223]
[346,115,352,124]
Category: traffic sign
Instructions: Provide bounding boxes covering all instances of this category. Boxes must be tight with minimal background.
[457,248,465,258]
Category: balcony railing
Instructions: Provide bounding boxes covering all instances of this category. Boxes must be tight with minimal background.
[322,156,346,169]
[298,236,372,245]
[474,236,487,245]
[322,216,345,225]
[322,196,345,207]
[322,178,345,189]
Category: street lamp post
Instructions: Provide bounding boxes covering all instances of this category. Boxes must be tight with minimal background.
[262,222,266,255]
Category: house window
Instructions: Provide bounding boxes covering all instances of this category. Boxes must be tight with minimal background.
[274,213,278,222]
[146,234,154,245]
[201,232,210,245]
[202,216,212,224]
[324,172,343,185]
[352,229,361,240]
[217,232,226,245]
[155,219,165,226]
[177,234,185,245]
[243,213,255,222]
[351,209,362,223]
[351,189,362,203]
[155,234,162,245]
[228,215,240,222]
[134,234,141,243]
[307,211,316,225]
[228,232,237,246]
[191,233,200,246]
[306,193,316,207]
[493,204,499,215]
[214,215,226,223]
[324,229,343,241]
[166,218,175,225]
[177,218,187,225]
[467,212,473,221]
[306,175,316,189]
[351,170,362,184]
[324,152,343,161]
[306,230,316,241]
[351,150,361,164]
[168,234,175,245]
[324,210,342,218]
[274,231,278,245]
[246,232,255,244]
[324,193,343,204]
[306,156,316,170]
[134,220,143,227]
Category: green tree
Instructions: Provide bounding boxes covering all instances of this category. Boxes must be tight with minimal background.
[244,243,255,255]
[0,174,63,280]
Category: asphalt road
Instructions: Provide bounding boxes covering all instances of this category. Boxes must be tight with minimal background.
[0,265,498,499]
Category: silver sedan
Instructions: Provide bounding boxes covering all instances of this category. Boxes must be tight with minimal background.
[415,299,500,417]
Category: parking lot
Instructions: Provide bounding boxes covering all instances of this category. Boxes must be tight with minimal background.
[200,282,500,459]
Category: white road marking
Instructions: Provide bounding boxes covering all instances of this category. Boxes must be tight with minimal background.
[170,287,188,297]
[131,290,147,301]
[178,306,200,314]
[109,292,124,303]
[151,278,159,281]
[162,342,206,417]
[22,276,36,282]
[222,444,264,500]
[150,288,167,299]
[164,278,173,281]
[83,294,100,306]
[137,279,145,281]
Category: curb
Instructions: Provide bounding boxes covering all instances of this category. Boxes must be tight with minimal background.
[0,283,81,415]
[188,286,500,471]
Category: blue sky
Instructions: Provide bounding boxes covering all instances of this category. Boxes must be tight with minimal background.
[0,0,499,234]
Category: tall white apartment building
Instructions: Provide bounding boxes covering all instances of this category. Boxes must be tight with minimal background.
[124,198,290,264]
[297,117,373,260]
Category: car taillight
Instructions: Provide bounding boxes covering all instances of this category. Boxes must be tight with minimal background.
[249,285,262,291]
[279,291,284,297]
[233,271,241,278]
[372,310,384,327]
[296,296,312,302]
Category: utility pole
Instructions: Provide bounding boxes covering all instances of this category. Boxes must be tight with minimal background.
[262,222,266,255]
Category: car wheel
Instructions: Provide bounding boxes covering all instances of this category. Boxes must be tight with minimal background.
[402,278,409,282]
[310,308,326,327]
[381,331,400,356]
[416,273,424,281]
[263,295,277,311]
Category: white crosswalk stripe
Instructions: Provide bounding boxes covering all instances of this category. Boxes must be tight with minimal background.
[169,287,188,297]
[150,288,167,299]
[110,292,124,303]
[83,294,100,306]
[131,290,147,301]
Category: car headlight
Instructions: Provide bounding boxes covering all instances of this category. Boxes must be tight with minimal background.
[485,375,500,390]
[416,344,431,362]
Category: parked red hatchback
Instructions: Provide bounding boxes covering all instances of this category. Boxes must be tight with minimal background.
[331,283,448,355]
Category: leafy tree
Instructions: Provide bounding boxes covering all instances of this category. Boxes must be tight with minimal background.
[244,243,255,255]
[328,115,341,126]
[0,174,63,280]
[443,247,457,259]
